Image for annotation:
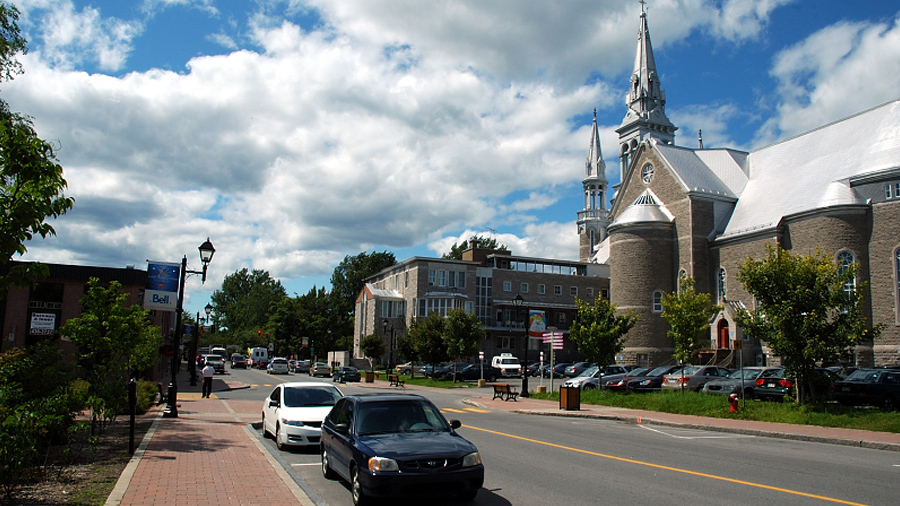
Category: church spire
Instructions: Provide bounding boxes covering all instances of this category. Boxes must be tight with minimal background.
[615,4,677,184]
[577,109,610,262]
[586,108,607,180]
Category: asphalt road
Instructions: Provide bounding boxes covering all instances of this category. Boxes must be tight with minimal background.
[219,367,899,505]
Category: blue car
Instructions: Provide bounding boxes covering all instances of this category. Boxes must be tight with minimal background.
[320,394,484,505]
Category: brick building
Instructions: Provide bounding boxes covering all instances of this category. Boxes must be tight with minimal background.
[583,9,900,368]
[354,241,609,368]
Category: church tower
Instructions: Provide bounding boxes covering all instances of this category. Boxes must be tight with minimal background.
[615,5,676,185]
[578,109,610,262]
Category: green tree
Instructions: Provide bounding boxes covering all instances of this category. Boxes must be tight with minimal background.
[444,308,484,361]
[329,251,397,316]
[568,297,637,368]
[734,244,879,403]
[406,313,450,376]
[661,275,721,366]
[0,4,75,295]
[442,235,507,259]
[360,334,385,367]
[60,278,162,429]
[210,268,287,345]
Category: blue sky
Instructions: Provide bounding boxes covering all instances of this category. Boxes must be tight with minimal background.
[6,0,900,317]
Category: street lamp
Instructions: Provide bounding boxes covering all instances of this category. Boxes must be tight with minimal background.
[513,293,529,398]
[188,303,214,387]
[163,238,216,418]
[382,318,395,374]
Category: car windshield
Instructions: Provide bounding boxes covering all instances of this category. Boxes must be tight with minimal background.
[283,386,342,407]
[357,400,450,435]
[577,366,600,378]
[728,369,764,379]
[647,366,674,376]
[844,369,881,382]
[678,366,700,376]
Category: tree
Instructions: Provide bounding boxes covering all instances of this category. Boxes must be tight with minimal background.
[360,334,385,367]
[406,313,451,375]
[734,244,880,403]
[443,235,507,260]
[0,4,75,295]
[60,278,162,429]
[568,297,637,368]
[329,251,397,315]
[443,308,484,361]
[661,275,721,366]
[209,268,286,345]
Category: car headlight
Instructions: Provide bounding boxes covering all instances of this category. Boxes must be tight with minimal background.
[462,451,482,468]
[368,456,399,472]
[281,419,311,427]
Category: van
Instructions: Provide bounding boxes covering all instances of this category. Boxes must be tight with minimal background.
[249,347,269,369]
[491,353,522,377]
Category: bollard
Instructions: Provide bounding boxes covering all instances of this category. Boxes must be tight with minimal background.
[728,393,739,413]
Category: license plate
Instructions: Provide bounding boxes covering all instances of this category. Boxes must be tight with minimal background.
[766,383,775,388]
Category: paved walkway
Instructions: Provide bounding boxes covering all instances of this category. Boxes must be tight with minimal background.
[105,373,900,505]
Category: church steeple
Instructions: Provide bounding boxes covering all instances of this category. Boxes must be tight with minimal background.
[577,109,610,262]
[615,4,677,184]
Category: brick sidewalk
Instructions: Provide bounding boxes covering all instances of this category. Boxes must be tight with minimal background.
[105,371,314,506]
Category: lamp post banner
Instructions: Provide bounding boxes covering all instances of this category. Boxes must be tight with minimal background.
[144,261,180,311]
[528,310,546,337]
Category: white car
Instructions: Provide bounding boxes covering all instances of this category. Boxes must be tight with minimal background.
[267,357,290,374]
[262,382,343,450]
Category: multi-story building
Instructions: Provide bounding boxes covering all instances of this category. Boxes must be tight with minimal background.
[354,241,609,368]
[587,8,900,368]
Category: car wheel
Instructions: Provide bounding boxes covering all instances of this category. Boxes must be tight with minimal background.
[583,384,596,391]
[261,413,270,438]
[882,395,897,411]
[487,374,498,382]
[458,489,478,502]
[743,388,755,399]
[321,447,337,479]
[351,466,370,506]
[275,423,286,451]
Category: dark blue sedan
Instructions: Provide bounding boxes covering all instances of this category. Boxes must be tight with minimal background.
[320,394,484,505]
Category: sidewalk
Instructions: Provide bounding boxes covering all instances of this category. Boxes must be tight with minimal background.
[105,370,314,506]
[106,374,900,506]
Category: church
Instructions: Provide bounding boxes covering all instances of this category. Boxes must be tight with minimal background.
[578,8,900,369]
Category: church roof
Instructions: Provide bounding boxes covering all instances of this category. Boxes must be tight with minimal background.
[655,143,748,199]
[609,189,673,229]
[719,99,900,240]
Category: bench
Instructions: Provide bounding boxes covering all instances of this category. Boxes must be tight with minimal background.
[388,374,405,387]
[491,383,519,402]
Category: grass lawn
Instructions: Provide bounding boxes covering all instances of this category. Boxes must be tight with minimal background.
[528,388,900,433]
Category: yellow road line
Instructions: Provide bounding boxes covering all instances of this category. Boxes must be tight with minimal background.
[464,408,490,413]
[442,408,465,413]
[465,425,868,506]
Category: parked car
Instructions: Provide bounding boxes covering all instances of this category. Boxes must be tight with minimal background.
[203,355,226,374]
[456,363,503,382]
[525,362,543,377]
[395,361,425,376]
[754,368,839,402]
[603,367,650,390]
[294,360,310,374]
[320,394,484,504]
[309,362,331,377]
[434,362,472,381]
[546,362,572,379]
[230,354,247,369]
[563,365,633,390]
[564,362,594,378]
[267,357,290,374]
[333,366,362,383]
[701,367,783,399]
[261,382,343,450]
[625,365,683,392]
[833,368,900,410]
[661,365,732,392]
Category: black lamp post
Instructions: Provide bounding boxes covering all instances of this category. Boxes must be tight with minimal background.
[513,293,529,398]
[188,303,214,387]
[381,318,395,373]
[163,238,215,418]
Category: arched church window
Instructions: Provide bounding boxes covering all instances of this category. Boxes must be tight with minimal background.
[652,291,662,313]
[717,268,726,304]
[837,250,856,298]
[677,269,687,292]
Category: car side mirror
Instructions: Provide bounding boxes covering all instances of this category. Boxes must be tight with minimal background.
[334,423,349,434]
[269,400,279,408]
[449,420,462,429]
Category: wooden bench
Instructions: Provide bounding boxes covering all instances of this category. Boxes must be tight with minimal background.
[491,383,519,402]
[388,374,405,387]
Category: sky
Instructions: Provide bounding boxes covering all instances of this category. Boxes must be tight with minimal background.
[6,0,900,317]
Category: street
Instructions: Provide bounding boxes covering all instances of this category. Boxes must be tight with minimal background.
[216,367,899,505]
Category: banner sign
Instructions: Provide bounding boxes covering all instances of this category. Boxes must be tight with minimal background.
[144,261,180,311]
[528,310,547,337]
[30,312,56,335]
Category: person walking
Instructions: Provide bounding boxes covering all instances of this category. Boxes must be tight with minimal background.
[201,362,215,398]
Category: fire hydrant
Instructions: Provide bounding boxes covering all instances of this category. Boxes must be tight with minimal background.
[728,393,739,413]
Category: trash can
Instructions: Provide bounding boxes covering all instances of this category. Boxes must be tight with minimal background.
[365,371,375,383]
[559,386,580,411]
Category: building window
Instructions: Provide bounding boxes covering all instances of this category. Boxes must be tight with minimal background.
[554,285,562,296]
[558,313,566,324]
[457,272,466,288]
[886,184,893,199]
[498,336,515,350]
[503,281,512,292]
[677,269,687,292]
[438,270,447,287]
[586,288,594,299]
[448,271,456,287]
[837,250,856,298]
[570,286,578,297]
[537,284,546,295]
[652,291,663,312]
[521,282,529,294]
[601,289,609,299]
[717,268,726,304]
[428,269,436,285]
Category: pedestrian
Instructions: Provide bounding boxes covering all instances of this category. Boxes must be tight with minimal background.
[201,362,215,398]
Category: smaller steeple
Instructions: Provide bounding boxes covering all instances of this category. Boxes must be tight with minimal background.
[585,109,608,181]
